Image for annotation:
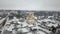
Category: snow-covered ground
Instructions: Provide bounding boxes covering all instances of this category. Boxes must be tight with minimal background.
[0,16,60,34]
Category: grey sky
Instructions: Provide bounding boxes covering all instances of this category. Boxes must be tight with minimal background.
[0,0,60,11]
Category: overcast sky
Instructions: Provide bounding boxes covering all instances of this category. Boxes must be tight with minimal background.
[0,0,60,11]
